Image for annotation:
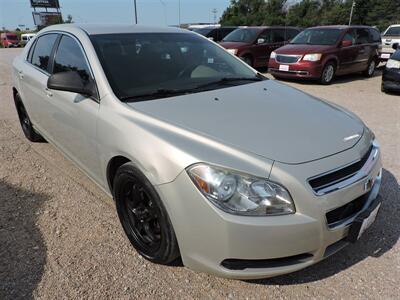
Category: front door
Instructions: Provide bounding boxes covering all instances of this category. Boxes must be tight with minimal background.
[46,34,102,183]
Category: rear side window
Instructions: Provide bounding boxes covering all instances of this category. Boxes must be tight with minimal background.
[356,29,370,44]
[31,34,58,72]
[287,29,300,40]
[53,35,91,84]
[369,29,381,43]
[272,29,286,43]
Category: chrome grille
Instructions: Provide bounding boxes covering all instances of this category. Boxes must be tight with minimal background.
[276,54,301,64]
[308,144,377,196]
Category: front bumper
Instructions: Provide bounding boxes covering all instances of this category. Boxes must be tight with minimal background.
[157,141,382,279]
[268,59,323,79]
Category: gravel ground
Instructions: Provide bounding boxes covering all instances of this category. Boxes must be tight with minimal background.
[0,48,399,299]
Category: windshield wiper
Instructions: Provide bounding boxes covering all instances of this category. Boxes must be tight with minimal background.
[191,76,264,90]
[120,88,193,102]
[120,77,264,102]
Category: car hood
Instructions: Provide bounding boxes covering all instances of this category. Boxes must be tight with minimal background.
[275,44,335,55]
[219,41,249,49]
[128,80,364,164]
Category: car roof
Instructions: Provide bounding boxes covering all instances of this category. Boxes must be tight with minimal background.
[308,25,375,30]
[40,23,189,35]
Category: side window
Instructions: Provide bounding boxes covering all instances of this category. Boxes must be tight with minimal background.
[356,29,370,44]
[53,35,91,84]
[343,29,356,44]
[272,29,286,43]
[31,34,58,72]
[258,30,272,44]
[288,29,300,40]
[27,39,37,62]
[369,29,381,43]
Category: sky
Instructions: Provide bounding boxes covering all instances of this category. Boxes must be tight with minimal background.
[0,0,231,30]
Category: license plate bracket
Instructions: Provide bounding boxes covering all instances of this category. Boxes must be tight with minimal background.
[347,199,381,243]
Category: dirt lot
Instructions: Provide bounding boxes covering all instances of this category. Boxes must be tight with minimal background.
[0,48,399,299]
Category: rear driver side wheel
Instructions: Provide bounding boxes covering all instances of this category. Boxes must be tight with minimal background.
[14,92,45,142]
[114,163,180,264]
[364,59,376,77]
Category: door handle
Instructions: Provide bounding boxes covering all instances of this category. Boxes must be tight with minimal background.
[45,88,53,97]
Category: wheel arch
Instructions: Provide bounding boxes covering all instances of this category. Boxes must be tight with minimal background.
[106,155,131,195]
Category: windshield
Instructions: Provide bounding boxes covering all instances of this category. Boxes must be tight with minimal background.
[91,33,259,101]
[291,28,342,45]
[6,34,17,40]
[222,28,259,43]
[384,27,400,36]
[193,28,214,36]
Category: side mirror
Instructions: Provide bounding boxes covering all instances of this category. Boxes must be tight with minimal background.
[47,71,96,97]
[393,43,399,50]
[257,38,265,45]
[341,40,353,47]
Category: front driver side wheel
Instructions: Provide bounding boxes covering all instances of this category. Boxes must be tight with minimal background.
[320,62,336,85]
[114,163,180,264]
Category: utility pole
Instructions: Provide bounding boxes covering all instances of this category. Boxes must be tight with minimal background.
[212,8,217,25]
[134,0,138,24]
[178,0,181,27]
[349,0,355,26]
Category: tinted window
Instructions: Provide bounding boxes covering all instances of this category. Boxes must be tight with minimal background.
[258,30,272,43]
[53,35,91,83]
[91,33,257,101]
[369,28,381,43]
[343,29,356,44]
[287,29,300,40]
[291,28,341,45]
[272,29,286,43]
[391,49,400,60]
[31,34,58,72]
[356,29,370,44]
[193,28,214,36]
[222,28,260,43]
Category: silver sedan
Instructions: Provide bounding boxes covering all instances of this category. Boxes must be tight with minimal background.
[12,24,382,279]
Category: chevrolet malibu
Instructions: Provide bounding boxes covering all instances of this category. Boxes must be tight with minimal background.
[12,24,382,279]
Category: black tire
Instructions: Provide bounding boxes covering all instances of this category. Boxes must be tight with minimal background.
[364,59,376,77]
[14,92,45,142]
[114,163,180,264]
[241,55,253,67]
[320,62,336,85]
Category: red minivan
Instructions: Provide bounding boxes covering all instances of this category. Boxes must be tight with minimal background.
[268,25,382,84]
[219,26,301,68]
[1,32,19,48]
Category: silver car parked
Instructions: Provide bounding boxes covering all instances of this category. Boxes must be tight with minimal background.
[12,24,382,279]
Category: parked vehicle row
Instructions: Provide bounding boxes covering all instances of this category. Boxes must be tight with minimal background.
[1,32,36,48]
[215,24,399,89]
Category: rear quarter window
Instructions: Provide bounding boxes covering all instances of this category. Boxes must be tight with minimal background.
[369,29,381,43]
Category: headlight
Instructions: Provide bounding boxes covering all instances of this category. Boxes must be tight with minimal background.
[303,53,322,62]
[227,49,238,55]
[386,59,400,69]
[187,164,295,216]
[270,51,277,59]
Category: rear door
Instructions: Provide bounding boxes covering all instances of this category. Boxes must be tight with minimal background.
[354,28,372,71]
[252,29,272,67]
[19,33,59,134]
[46,34,102,181]
[338,29,359,75]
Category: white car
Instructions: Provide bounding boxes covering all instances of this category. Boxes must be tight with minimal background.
[381,25,400,60]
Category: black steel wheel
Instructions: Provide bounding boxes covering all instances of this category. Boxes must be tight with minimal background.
[114,163,180,264]
[14,92,45,142]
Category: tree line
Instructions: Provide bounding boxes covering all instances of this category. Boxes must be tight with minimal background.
[220,0,400,31]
